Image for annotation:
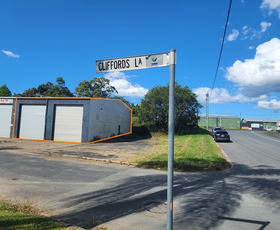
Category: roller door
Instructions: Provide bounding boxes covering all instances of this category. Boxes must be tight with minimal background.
[54,106,83,142]
[19,105,46,140]
[0,105,12,137]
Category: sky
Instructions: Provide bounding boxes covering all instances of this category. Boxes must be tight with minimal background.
[1,0,280,119]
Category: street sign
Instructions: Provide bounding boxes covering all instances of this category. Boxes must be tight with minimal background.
[0,99,13,104]
[96,52,170,73]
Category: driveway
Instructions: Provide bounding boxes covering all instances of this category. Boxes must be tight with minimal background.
[0,130,280,229]
[0,137,154,163]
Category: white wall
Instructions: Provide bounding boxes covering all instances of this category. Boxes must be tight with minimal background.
[88,99,131,142]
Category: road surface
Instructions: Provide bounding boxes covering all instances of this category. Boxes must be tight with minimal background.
[0,130,279,229]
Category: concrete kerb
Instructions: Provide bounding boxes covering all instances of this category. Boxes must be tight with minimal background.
[215,141,233,171]
[42,152,137,167]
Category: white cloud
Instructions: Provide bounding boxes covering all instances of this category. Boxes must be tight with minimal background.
[241,22,271,40]
[104,71,148,97]
[242,25,248,30]
[227,29,239,41]
[193,87,266,104]
[1,49,20,58]
[258,99,280,110]
[226,38,280,97]
[260,21,272,32]
[248,46,255,50]
[241,26,259,40]
[261,0,280,17]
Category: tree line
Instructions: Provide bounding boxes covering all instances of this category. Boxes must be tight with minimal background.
[0,77,117,98]
[0,77,201,133]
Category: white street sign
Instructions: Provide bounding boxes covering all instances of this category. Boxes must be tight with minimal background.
[96,52,170,73]
[0,99,13,104]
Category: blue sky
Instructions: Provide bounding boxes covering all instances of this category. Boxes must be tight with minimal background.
[1,0,280,119]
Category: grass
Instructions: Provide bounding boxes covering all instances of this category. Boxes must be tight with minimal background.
[0,200,65,230]
[136,129,230,171]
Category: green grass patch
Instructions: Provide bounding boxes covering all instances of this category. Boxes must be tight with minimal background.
[0,200,65,230]
[136,130,230,171]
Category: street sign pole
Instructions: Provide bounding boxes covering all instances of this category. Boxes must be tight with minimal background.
[206,92,209,131]
[96,50,176,229]
[167,48,176,230]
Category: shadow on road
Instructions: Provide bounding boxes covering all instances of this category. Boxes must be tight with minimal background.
[56,163,280,229]
[218,216,270,230]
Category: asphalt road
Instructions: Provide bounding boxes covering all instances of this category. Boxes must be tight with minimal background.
[0,130,280,229]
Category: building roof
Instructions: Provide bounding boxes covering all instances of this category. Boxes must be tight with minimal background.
[199,114,240,119]
[243,118,280,123]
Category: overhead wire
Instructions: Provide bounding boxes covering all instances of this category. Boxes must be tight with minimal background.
[210,0,233,95]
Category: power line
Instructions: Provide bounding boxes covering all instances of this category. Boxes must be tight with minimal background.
[210,0,233,93]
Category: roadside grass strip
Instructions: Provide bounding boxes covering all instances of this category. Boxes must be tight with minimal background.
[0,200,64,230]
[136,131,229,171]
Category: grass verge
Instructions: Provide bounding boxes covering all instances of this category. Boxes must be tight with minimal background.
[136,129,230,171]
[0,200,65,230]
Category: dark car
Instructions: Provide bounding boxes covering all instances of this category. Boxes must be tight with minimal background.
[211,127,223,136]
[214,130,230,142]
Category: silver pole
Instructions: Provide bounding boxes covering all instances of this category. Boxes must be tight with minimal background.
[206,92,209,131]
[167,48,176,230]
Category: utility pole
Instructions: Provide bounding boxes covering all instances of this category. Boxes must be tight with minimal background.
[206,92,209,131]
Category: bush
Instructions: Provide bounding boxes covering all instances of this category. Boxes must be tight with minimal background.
[139,83,202,133]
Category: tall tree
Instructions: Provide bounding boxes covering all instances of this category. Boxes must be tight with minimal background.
[0,84,12,96]
[20,77,74,97]
[139,83,202,133]
[75,77,118,97]
[56,77,65,87]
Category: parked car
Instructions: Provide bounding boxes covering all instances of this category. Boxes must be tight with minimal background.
[211,127,223,136]
[214,130,230,142]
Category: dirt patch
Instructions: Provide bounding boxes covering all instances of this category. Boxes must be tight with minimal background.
[0,137,154,164]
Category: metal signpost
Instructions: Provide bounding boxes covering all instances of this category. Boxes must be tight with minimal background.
[96,49,176,230]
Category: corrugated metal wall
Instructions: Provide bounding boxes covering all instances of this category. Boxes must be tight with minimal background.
[199,117,240,129]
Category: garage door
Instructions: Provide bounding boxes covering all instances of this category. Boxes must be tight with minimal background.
[54,106,83,142]
[19,105,46,140]
[0,105,12,137]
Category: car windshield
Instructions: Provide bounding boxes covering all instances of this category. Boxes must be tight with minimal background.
[216,130,228,134]
[214,127,223,131]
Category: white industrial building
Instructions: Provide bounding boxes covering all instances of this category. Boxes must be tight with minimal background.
[0,97,132,143]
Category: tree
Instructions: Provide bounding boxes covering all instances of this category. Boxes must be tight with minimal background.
[21,87,38,97]
[139,83,202,133]
[110,96,132,107]
[56,77,65,87]
[20,77,74,97]
[0,84,12,96]
[130,103,141,116]
[75,77,118,97]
